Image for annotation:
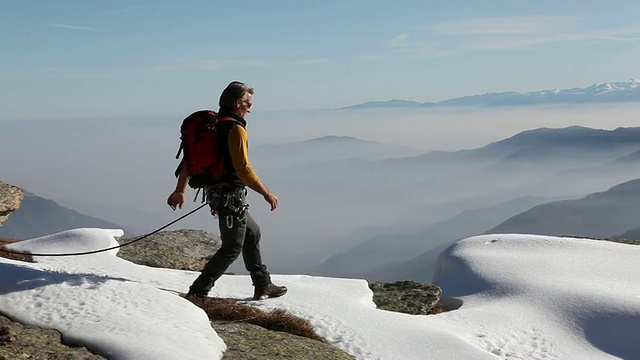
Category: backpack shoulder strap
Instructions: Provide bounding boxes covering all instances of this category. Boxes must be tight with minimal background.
[216,117,245,132]
[216,116,241,123]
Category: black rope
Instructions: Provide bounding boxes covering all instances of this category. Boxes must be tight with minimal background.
[0,202,209,257]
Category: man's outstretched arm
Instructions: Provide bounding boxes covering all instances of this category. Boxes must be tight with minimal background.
[167,166,189,210]
[228,126,278,211]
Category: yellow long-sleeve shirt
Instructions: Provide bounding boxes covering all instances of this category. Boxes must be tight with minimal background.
[227,125,261,188]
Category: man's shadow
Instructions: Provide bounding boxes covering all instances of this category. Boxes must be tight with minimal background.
[0,262,129,295]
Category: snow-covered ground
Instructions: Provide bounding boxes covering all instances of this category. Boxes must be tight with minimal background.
[1,228,638,359]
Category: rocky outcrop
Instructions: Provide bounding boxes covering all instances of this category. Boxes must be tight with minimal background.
[368,280,443,315]
[117,229,222,271]
[0,315,104,359]
[0,180,23,227]
[210,320,355,360]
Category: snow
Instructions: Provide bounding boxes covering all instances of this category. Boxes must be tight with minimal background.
[1,228,639,360]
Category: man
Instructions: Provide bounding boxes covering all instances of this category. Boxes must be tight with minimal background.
[167,81,287,300]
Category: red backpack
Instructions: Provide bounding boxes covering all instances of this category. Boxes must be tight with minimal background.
[174,110,238,189]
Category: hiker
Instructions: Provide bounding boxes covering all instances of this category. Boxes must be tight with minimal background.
[167,81,287,300]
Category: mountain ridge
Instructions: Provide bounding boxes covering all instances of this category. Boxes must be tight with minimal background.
[308,125,640,282]
[487,178,640,238]
[0,190,128,239]
[343,79,640,109]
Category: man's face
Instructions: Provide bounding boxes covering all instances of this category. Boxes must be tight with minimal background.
[236,93,252,118]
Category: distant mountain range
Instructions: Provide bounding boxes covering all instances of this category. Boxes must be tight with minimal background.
[343,79,640,109]
[487,179,640,238]
[0,190,126,240]
[251,135,421,167]
[310,125,640,283]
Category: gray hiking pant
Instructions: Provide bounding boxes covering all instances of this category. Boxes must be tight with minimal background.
[189,205,271,296]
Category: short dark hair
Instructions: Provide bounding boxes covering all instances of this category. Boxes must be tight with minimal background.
[219,81,254,111]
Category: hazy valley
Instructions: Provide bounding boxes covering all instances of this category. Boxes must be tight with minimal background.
[4,122,640,284]
[3,82,640,282]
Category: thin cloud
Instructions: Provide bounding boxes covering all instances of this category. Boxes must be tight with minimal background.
[379,32,449,59]
[431,16,640,47]
[598,35,640,42]
[458,23,640,51]
[385,16,640,58]
[50,23,95,31]
[431,15,578,35]
[389,33,410,46]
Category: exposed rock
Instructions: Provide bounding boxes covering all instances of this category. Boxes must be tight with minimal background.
[0,180,23,227]
[211,320,354,360]
[117,229,221,271]
[0,237,32,263]
[368,280,443,315]
[0,314,105,359]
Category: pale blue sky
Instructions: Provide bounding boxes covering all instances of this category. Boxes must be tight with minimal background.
[1,1,639,120]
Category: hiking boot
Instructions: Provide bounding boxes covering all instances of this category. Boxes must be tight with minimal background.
[185,291,207,301]
[253,283,287,300]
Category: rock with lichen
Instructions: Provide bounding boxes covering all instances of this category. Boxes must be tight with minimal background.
[0,180,23,227]
[368,280,443,315]
[117,229,222,271]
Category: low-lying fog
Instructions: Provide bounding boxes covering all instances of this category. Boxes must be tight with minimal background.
[2,103,639,277]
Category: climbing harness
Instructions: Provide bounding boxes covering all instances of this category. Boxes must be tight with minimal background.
[0,202,209,257]
[207,187,249,229]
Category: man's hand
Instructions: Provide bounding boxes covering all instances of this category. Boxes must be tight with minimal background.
[263,191,278,211]
[167,190,186,210]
